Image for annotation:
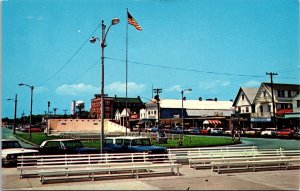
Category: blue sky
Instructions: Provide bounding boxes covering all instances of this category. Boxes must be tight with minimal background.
[2,0,299,118]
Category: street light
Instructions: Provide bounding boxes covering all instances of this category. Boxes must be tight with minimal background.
[18,83,34,140]
[90,18,120,154]
[181,88,192,139]
[6,94,18,134]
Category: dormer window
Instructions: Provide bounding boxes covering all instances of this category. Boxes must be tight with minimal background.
[241,93,245,100]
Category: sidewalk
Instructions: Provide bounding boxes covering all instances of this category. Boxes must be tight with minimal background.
[2,165,300,190]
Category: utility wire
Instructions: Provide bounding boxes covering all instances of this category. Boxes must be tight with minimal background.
[106,57,265,78]
[38,25,100,87]
[69,59,100,84]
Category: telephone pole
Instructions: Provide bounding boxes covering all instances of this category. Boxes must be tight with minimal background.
[266,72,278,130]
[153,88,162,126]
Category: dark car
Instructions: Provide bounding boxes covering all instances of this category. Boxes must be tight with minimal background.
[169,127,183,134]
[39,139,99,155]
[190,127,201,135]
[103,136,167,154]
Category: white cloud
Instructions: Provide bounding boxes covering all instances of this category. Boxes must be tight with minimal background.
[55,83,99,96]
[165,85,182,92]
[106,81,145,95]
[35,86,48,93]
[243,80,260,87]
[198,80,231,91]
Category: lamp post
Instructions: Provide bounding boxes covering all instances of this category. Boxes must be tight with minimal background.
[7,94,18,134]
[90,18,120,154]
[18,83,34,140]
[181,88,192,139]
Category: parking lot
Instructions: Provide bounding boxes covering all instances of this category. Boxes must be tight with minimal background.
[2,164,300,190]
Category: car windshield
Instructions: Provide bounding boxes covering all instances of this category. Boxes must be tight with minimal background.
[63,140,83,148]
[131,139,151,146]
[2,141,22,149]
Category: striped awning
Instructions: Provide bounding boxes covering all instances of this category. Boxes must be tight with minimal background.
[203,120,222,125]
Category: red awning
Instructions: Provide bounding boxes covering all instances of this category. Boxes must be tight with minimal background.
[276,109,293,115]
[203,120,222,125]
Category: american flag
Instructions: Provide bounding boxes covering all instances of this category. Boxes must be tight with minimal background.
[127,11,142,31]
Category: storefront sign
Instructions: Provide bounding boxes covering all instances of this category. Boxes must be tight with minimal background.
[250,117,271,122]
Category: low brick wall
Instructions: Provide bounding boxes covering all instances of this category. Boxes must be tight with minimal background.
[48,119,128,134]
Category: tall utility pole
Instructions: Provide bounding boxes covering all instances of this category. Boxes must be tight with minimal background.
[153,88,162,126]
[266,72,278,130]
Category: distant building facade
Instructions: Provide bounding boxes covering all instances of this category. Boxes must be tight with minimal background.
[233,82,300,129]
[89,94,144,123]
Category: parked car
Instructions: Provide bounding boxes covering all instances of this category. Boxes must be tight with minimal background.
[169,127,183,134]
[39,139,99,155]
[103,136,167,154]
[209,128,223,135]
[261,128,277,137]
[223,130,232,136]
[190,127,201,135]
[150,126,159,133]
[2,139,39,166]
[277,129,294,137]
[244,128,261,136]
[200,128,209,135]
[292,129,300,139]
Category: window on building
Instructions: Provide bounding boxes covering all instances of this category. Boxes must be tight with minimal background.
[246,107,249,113]
[241,94,245,100]
[288,91,292,98]
[105,101,110,105]
[263,91,266,97]
[277,90,285,97]
[148,111,150,115]
[268,105,271,112]
[297,100,300,108]
[260,105,263,113]
[154,111,157,115]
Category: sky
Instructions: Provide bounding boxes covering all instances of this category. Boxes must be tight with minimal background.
[1,0,299,119]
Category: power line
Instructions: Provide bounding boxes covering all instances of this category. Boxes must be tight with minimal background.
[106,57,266,78]
[38,25,100,87]
[69,59,100,84]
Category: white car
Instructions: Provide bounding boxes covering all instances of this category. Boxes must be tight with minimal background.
[210,128,223,135]
[261,128,276,136]
[2,139,39,165]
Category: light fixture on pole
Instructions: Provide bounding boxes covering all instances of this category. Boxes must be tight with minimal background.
[181,88,192,139]
[90,18,120,154]
[6,94,18,134]
[18,83,34,140]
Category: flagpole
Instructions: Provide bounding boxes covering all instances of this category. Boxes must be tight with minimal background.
[125,8,129,136]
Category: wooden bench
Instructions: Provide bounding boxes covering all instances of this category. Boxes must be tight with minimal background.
[168,146,258,163]
[211,153,300,174]
[38,153,181,184]
[188,149,284,169]
[17,152,150,178]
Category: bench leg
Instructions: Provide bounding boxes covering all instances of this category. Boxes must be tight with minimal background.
[171,167,174,175]
[136,170,139,179]
[176,167,180,176]
[92,173,94,181]
[217,167,220,174]
[40,175,44,184]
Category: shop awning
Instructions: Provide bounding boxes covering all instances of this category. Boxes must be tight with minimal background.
[276,109,292,115]
[203,120,222,125]
[137,121,144,125]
